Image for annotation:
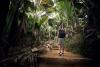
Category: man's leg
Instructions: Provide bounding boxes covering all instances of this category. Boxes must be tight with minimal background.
[58,38,60,52]
[58,44,64,56]
[58,38,64,56]
[58,44,61,53]
[58,38,62,55]
[62,45,64,55]
[61,38,64,55]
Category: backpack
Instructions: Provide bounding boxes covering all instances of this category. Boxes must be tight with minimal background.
[58,29,66,38]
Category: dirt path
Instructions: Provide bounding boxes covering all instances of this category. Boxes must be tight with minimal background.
[40,50,85,60]
[38,49,90,67]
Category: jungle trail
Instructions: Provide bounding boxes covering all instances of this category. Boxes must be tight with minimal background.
[0,0,100,67]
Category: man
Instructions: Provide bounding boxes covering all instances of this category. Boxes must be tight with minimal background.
[57,22,66,56]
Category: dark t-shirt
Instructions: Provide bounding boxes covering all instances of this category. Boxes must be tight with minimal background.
[58,29,66,38]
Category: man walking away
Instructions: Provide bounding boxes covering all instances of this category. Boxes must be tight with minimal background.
[58,22,66,56]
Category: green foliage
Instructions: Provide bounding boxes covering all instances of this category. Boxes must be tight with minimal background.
[5,0,87,55]
[64,33,84,54]
[57,0,73,19]
[5,0,19,35]
[27,15,34,31]
[24,0,34,12]
[48,19,53,26]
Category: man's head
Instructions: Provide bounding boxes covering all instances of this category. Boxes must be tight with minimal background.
[59,21,64,29]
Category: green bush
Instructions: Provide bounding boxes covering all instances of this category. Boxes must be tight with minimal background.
[64,33,84,54]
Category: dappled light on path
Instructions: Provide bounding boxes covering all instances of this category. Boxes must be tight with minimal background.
[38,47,90,67]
